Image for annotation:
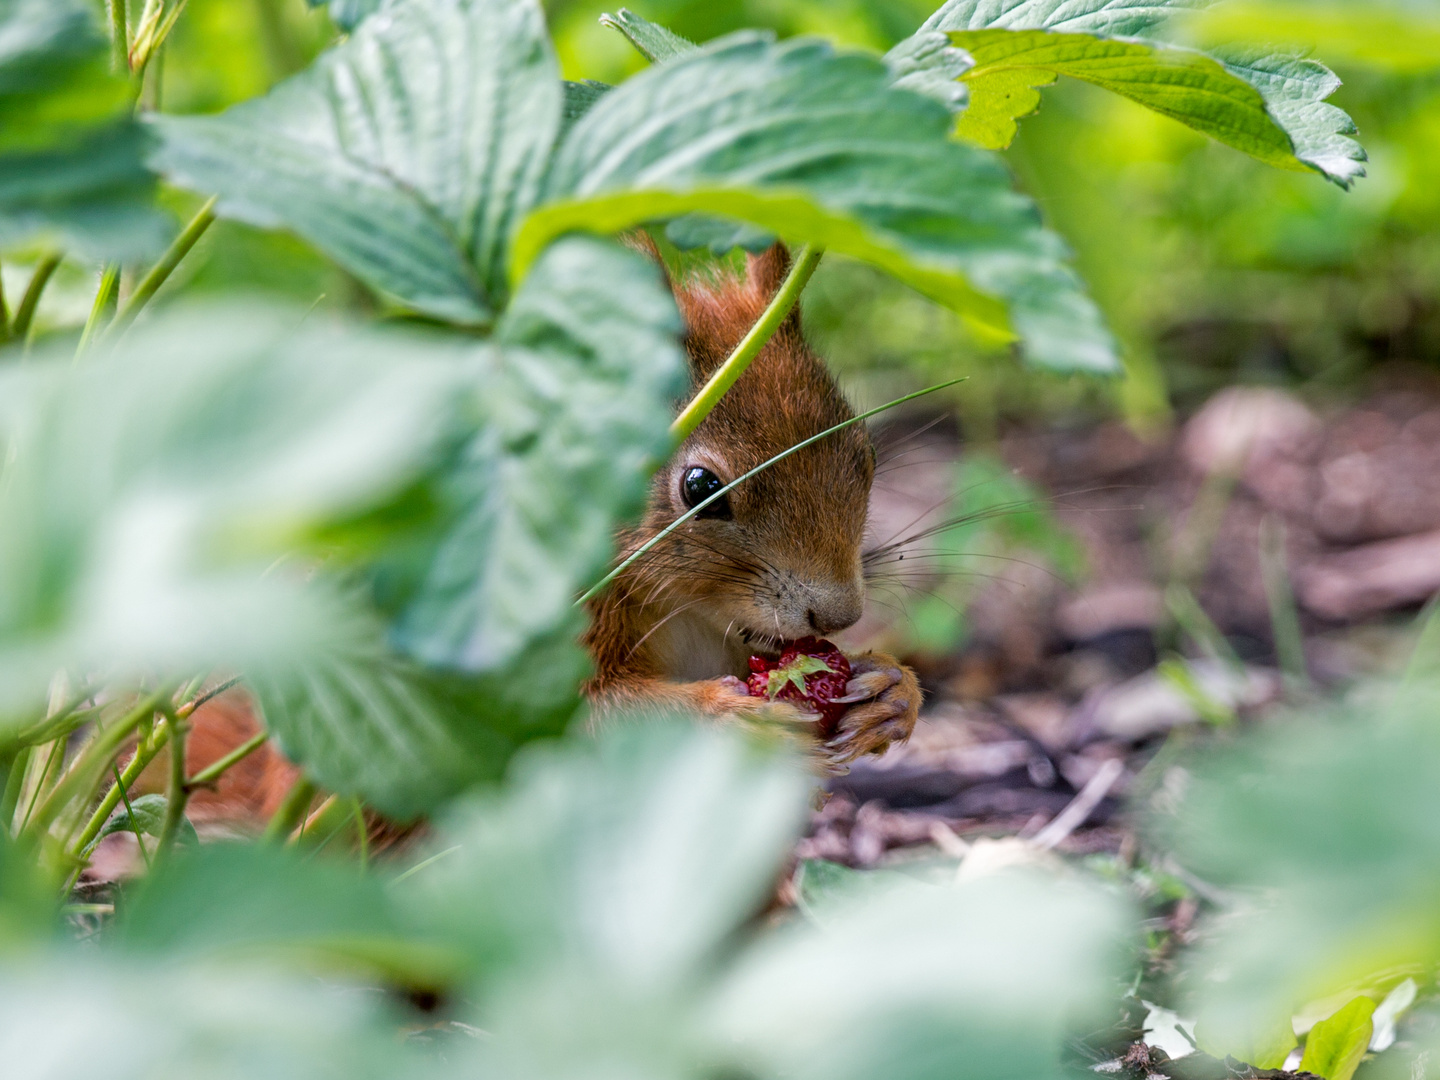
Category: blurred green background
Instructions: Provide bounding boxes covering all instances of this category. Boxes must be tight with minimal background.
[43,0,1434,445]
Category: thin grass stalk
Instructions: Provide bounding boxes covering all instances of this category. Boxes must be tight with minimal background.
[10,252,62,343]
[577,378,967,605]
[68,720,171,870]
[112,761,151,870]
[670,245,823,443]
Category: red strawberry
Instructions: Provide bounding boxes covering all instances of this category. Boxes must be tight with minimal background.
[746,637,853,738]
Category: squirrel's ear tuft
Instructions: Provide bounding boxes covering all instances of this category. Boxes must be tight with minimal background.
[745,243,792,301]
[619,228,665,265]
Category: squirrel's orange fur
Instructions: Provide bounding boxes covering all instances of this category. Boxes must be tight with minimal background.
[584,244,921,765]
[179,244,920,829]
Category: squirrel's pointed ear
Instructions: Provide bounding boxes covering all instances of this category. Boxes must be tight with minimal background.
[745,242,792,300]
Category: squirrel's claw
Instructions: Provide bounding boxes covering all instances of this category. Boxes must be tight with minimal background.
[824,652,921,765]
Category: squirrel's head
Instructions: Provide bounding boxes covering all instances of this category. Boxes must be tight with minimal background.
[632,245,874,652]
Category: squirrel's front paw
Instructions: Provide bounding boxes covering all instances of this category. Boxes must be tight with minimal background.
[702,676,820,729]
[823,652,921,768]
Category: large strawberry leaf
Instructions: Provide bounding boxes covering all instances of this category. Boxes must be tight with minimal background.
[0,0,170,258]
[919,0,1204,36]
[150,0,562,325]
[904,1,1366,187]
[387,234,685,672]
[521,33,1117,373]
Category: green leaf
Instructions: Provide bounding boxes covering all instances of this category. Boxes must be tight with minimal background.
[1211,46,1367,188]
[707,870,1130,1080]
[150,0,562,325]
[305,0,384,32]
[249,625,587,819]
[764,654,835,700]
[562,78,610,132]
[0,305,462,719]
[0,956,423,1076]
[0,832,56,951]
[1154,678,1440,1035]
[902,0,1367,188]
[1300,997,1376,1080]
[885,29,973,111]
[388,235,686,672]
[119,841,458,984]
[93,793,198,851]
[520,33,1118,373]
[600,8,697,63]
[401,721,812,992]
[0,0,170,258]
[1195,1013,1297,1070]
[921,0,1204,37]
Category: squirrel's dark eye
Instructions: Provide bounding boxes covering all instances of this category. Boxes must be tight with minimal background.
[681,466,731,519]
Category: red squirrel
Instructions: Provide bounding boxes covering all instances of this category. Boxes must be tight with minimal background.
[175,244,920,831]
[584,243,921,767]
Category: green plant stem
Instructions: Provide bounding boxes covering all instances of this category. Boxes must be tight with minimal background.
[106,196,217,338]
[353,798,368,869]
[155,710,189,857]
[186,731,267,790]
[669,245,823,443]
[578,377,966,606]
[10,252,62,343]
[0,745,29,827]
[1260,514,1309,688]
[0,256,9,342]
[110,0,130,71]
[263,775,317,843]
[76,263,121,357]
[28,688,170,838]
[70,720,171,861]
[19,739,66,833]
[112,761,151,869]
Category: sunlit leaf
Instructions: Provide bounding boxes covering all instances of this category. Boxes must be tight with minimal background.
[306,0,384,32]
[920,0,1205,37]
[152,0,562,324]
[1299,997,1375,1080]
[600,8,697,63]
[522,32,1118,372]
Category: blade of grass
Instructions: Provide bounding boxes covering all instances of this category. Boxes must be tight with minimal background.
[577,377,967,606]
[155,708,189,858]
[111,760,152,870]
[185,731,267,790]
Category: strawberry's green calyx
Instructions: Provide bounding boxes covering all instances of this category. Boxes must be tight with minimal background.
[764,654,835,699]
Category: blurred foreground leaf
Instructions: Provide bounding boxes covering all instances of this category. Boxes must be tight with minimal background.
[0,0,170,258]
[0,305,462,720]
[1154,679,1440,1047]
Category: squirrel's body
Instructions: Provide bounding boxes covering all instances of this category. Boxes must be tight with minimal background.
[171,245,919,837]
[585,245,921,764]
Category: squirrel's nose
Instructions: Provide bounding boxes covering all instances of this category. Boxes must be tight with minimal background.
[805,590,864,635]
